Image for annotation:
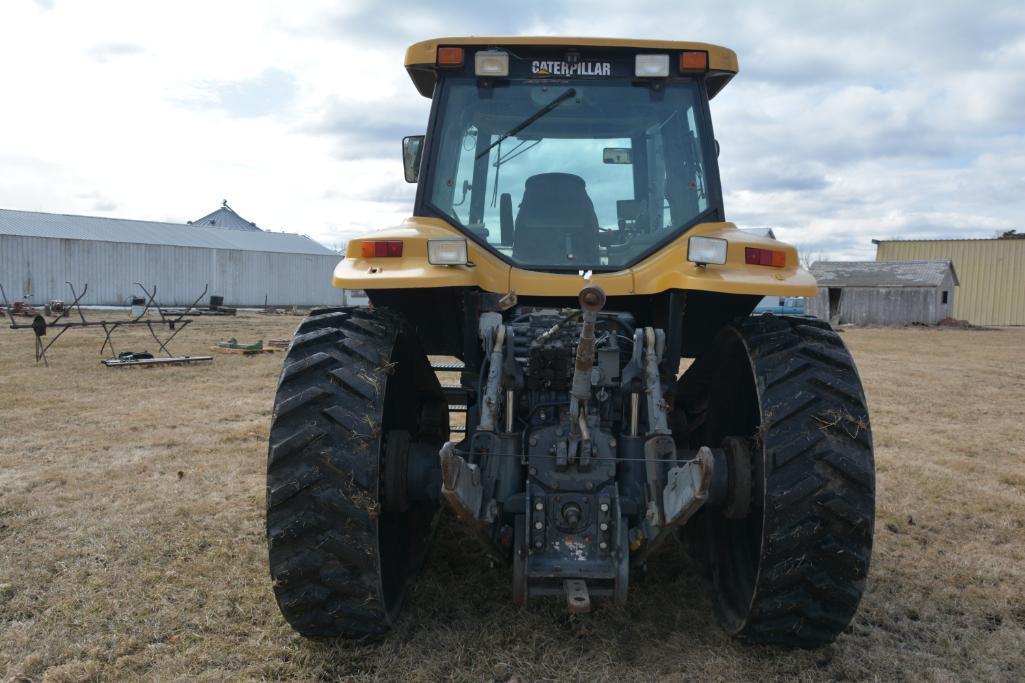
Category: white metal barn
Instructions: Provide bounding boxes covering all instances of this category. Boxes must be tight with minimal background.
[0,206,344,307]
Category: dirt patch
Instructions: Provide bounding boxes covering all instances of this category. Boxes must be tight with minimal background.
[2,317,1024,680]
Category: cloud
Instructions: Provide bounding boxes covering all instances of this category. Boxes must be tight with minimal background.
[85,42,145,62]
[297,0,552,45]
[0,0,1024,261]
[75,190,118,213]
[178,68,299,119]
[302,95,429,161]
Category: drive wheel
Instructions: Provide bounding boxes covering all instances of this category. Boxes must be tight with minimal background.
[266,307,447,637]
[677,315,874,648]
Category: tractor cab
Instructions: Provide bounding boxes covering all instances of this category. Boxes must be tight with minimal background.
[403,39,735,271]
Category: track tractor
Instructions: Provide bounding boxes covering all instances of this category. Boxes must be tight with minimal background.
[266,37,874,648]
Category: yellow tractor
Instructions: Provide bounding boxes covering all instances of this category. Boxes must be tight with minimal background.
[266,37,874,648]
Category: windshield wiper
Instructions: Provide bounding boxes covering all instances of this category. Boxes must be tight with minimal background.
[476,87,576,160]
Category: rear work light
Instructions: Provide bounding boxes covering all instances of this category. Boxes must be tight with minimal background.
[687,236,727,265]
[745,247,786,268]
[428,238,468,265]
[635,54,670,77]
[361,240,403,258]
[679,50,709,72]
[436,47,464,67]
[475,50,509,77]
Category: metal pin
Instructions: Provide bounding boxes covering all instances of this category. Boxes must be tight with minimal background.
[505,389,515,433]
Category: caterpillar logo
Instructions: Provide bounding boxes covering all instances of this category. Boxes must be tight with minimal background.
[531,60,611,77]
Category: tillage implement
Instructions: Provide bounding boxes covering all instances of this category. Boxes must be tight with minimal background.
[266,37,875,648]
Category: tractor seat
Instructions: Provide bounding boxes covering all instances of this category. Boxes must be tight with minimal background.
[512,173,600,265]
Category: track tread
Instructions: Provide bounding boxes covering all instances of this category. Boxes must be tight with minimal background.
[329,366,382,401]
[682,314,874,649]
[274,386,328,419]
[746,315,873,648]
[266,306,442,638]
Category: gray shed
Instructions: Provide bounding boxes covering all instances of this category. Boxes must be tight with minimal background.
[806,260,958,325]
[0,207,343,307]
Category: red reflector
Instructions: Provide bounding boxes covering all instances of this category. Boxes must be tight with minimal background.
[745,247,786,268]
[361,240,403,258]
[437,47,464,66]
[679,50,708,71]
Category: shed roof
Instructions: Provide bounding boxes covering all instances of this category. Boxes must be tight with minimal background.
[810,260,958,288]
[873,235,1025,243]
[190,202,262,231]
[0,208,336,256]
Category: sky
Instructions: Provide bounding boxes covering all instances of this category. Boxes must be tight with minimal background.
[1,0,1023,259]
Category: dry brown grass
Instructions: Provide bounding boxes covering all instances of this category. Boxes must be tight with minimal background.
[1,315,1024,681]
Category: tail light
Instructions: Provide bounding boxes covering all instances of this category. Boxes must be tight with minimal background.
[361,240,403,258]
[745,247,786,268]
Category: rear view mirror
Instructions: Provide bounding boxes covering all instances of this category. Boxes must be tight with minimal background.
[603,148,631,164]
[402,135,425,183]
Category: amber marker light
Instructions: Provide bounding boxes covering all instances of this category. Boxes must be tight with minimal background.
[679,51,708,72]
[361,240,404,258]
[436,47,464,66]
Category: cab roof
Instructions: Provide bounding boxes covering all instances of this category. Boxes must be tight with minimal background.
[405,36,739,100]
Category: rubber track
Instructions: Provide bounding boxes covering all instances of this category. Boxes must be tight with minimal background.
[686,315,875,648]
[266,308,410,637]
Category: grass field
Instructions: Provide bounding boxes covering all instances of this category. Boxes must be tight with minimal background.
[1,313,1024,681]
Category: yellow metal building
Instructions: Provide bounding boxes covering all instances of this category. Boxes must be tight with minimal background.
[874,238,1025,326]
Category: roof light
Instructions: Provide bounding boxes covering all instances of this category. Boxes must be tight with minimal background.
[361,240,403,258]
[436,47,464,67]
[679,50,709,72]
[688,236,727,265]
[428,238,468,265]
[635,54,670,78]
[745,247,786,268]
[475,50,509,77]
